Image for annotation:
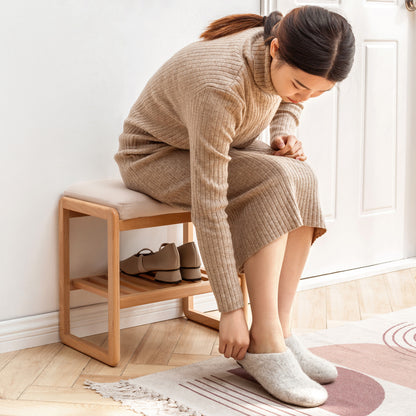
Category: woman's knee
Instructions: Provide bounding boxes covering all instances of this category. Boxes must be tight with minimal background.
[300,161,319,188]
[277,159,319,190]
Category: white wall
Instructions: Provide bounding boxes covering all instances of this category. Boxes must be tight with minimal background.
[0,0,259,323]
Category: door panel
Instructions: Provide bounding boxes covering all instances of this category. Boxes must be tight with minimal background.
[362,42,397,214]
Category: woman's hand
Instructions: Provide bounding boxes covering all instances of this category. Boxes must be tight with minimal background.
[219,308,250,360]
[271,135,307,161]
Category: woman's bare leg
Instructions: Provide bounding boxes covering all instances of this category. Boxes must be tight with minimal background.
[240,230,330,407]
[277,226,314,338]
[243,233,289,353]
[274,226,338,385]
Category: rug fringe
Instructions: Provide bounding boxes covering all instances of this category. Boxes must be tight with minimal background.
[85,380,205,416]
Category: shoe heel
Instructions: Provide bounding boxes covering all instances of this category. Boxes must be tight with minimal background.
[181,267,201,281]
[155,269,182,283]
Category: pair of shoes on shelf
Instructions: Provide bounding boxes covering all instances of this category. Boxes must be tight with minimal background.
[120,242,201,284]
[236,336,338,408]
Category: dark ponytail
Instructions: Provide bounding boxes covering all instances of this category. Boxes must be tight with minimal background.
[199,12,283,41]
[263,11,284,45]
[200,13,265,41]
[200,6,355,82]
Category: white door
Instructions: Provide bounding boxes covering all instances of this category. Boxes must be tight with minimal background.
[271,0,412,277]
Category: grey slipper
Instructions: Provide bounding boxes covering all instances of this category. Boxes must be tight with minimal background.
[237,349,328,407]
[285,334,338,384]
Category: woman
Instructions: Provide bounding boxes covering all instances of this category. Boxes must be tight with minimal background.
[115,6,355,407]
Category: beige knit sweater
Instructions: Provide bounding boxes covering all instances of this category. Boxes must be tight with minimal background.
[116,27,304,312]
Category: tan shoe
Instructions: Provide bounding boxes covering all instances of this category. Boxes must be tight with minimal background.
[177,242,202,281]
[120,243,181,283]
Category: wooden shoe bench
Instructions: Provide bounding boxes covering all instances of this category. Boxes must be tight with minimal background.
[59,179,249,366]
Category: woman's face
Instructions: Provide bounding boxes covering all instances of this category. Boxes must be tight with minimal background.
[269,38,335,104]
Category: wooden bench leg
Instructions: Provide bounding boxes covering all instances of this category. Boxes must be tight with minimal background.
[59,198,121,366]
[106,208,121,365]
[59,200,71,339]
[182,274,249,330]
[181,222,250,330]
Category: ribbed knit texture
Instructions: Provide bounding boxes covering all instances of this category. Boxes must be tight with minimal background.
[115,27,326,313]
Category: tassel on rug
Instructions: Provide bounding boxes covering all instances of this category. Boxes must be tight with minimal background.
[85,380,205,416]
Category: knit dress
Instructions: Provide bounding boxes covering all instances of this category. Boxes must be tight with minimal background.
[114,27,327,313]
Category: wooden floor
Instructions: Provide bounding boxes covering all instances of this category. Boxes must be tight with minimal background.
[1,268,416,416]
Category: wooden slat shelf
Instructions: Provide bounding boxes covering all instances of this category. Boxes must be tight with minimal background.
[70,270,213,309]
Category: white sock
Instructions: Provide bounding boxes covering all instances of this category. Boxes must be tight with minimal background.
[237,349,327,407]
[285,334,338,384]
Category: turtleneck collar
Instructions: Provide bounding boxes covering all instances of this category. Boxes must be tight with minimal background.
[243,28,281,97]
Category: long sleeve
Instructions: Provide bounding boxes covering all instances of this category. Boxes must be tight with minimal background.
[269,102,304,145]
[185,86,245,313]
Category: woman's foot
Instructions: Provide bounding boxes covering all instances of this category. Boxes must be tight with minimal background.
[248,323,287,354]
[237,349,328,407]
[238,325,328,407]
[285,334,338,384]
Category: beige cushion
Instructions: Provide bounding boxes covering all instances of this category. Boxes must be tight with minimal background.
[63,179,188,220]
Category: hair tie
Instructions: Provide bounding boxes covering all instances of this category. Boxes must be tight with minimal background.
[263,15,267,25]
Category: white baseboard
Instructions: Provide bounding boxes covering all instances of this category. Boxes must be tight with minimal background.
[0,294,217,354]
[1,257,415,354]
[299,257,416,291]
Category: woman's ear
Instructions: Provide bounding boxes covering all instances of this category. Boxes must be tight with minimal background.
[270,38,280,59]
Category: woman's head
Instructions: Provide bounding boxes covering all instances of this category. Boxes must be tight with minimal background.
[200,6,355,103]
[264,6,355,103]
[265,7,355,83]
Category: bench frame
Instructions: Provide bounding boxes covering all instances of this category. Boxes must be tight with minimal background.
[59,196,249,366]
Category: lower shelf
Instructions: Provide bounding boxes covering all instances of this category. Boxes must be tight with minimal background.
[70,269,213,309]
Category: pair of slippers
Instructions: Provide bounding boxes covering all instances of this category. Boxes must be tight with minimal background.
[237,334,338,408]
[120,242,201,283]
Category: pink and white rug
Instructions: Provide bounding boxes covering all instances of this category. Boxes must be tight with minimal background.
[86,307,416,416]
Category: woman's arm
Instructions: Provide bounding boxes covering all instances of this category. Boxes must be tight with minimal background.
[185,86,245,313]
[269,101,304,141]
[186,86,250,360]
[270,101,306,161]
